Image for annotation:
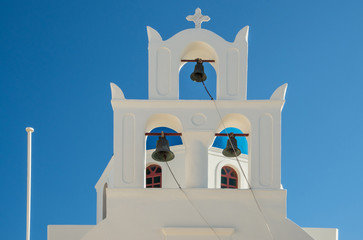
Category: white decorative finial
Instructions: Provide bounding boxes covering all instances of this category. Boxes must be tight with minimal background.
[186,8,210,29]
[26,127,34,133]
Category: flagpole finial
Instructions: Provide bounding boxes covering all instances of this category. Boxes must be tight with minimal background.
[26,127,34,133]
[186,8,210,29]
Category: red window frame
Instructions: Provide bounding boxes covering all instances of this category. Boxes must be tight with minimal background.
[146,164,162,188]
[221,166,238,189]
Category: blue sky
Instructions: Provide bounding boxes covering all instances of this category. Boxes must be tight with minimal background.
[1,0,363,239]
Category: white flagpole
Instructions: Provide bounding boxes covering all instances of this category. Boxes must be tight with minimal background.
[26,127,34,240]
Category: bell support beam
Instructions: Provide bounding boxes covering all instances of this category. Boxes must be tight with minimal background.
[145,133,182,136]
[215,133,249,137]
[181,59,215,62]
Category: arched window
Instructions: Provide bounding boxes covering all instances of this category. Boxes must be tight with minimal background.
[146,164,162,188]
[221,166,238,189]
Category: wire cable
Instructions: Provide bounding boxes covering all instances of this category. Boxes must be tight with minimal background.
[202,81,250,187]
[165,161,222,240]
[201,81,274,240]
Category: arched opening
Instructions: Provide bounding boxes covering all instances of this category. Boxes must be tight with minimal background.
[179,41,218,100]
[179,61,216,100]
[210,127,248,189]
[102,183,108,220]
[146,164,162,188]
[208,115,251,189]
[212,127,248,155]
[145,123,185,188]
[214,113,251,159]
[221,166,238,189]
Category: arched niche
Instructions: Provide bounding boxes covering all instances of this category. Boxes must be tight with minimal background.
[102,182,108,220]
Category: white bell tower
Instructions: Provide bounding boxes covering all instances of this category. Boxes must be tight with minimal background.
[108,7,284,191]
[48,8,338,240]
[148,9,248,101]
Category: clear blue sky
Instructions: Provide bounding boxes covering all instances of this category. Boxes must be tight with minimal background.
[1,1,362,240]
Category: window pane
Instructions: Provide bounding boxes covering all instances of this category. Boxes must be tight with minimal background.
[154,176,161,184]
[146,178,152,185]
[221,177,227,184]
[229,178,237,187]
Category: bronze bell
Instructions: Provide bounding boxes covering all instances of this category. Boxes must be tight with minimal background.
[190,59,207,82]
[152,132,175,162]
[222,133,241,157]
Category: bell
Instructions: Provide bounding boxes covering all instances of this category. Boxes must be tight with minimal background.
[152,132,175,162]
[190,59,207,82]
[222,133,241,157]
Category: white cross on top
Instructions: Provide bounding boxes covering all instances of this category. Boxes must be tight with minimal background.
[186,8,210,29]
